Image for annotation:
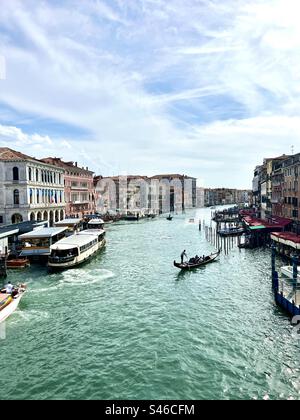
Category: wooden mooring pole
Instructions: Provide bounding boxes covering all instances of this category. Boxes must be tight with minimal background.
[0,255,7,278]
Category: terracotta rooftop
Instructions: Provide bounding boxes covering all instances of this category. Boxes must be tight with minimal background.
[41,157,94,175]
[150,174,196,180]
[0,147,41,163]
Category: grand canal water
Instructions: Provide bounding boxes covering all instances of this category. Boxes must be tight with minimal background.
[0,207,299,400]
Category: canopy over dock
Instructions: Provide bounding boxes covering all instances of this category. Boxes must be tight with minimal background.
[271,232,300,250]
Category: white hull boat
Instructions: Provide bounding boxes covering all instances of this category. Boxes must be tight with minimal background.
[281,265,300,282]
[0,287,26,324]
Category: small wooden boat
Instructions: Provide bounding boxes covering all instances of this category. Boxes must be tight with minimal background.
[6,258,30,269]
[0,285,27,324]
[218,227,245,237]
[174,250,220,270]
[166,216,173,221]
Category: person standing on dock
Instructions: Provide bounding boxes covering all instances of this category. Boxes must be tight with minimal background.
[181,250,187,264]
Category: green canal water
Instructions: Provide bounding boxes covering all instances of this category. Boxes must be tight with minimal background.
[0,207,299,400]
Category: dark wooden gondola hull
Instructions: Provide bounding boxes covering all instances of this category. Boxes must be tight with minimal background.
[174,251,220,270]
[218,230,245,237]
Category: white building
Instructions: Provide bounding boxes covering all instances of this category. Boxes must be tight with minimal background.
[0,148,66,226]
[196,187,205,208]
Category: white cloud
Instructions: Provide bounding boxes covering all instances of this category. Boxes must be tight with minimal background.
[0,124,52,146]
[0,0,299,187]
[0,56,5,80]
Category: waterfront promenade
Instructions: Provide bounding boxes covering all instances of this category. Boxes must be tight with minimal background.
[0,207,299,400]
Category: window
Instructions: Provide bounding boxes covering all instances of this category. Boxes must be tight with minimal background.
[13,167,19,181]
[36,169,39,182]
[28,167,32,181]
[11,214,23,224]
[13,189,20,205]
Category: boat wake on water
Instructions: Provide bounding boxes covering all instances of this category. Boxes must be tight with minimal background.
[10,309,50,324]
[59,268,115,286]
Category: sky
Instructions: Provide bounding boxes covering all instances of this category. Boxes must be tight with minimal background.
[0,0,299,188]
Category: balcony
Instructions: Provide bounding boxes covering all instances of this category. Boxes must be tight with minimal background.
[70,185,89,191]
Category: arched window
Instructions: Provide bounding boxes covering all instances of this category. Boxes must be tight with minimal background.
[13,189,20,205]
[13,167,19,181]
[11,214,23,224]
[36,169,39,182]
[28,167,32,181]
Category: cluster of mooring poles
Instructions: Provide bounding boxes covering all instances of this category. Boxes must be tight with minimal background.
[202,220,242,255]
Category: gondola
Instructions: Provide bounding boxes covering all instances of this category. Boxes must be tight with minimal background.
[166,216,173,221]
[218,228,245,237]
[174,250,220,270]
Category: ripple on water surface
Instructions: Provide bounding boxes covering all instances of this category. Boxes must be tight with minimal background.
[0,208,299,400]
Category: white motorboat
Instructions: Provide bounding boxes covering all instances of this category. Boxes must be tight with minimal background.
[0,286,26,324]
[48,229,106,271]
[280,265,300,282]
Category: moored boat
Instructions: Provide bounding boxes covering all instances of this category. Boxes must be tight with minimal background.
[174,250,220,270]
[87,218,105,230]
[218,227,245,237]
[0,285,26,324]
[280,265,300,282]
[6,258,30,269]
[48,229,106,271]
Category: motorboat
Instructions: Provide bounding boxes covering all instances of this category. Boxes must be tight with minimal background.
[6,258,30,269]
[0,285,27,324]
[48,229,106,271]
[280,265,300,282]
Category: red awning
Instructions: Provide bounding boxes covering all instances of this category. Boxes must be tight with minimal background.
[271,232,300,244]
[242,215,292,230]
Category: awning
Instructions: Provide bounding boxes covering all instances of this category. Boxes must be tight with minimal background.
[249,226,266,230]
[271,232,300,250]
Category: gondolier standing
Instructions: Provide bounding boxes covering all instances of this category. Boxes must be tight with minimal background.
[181,250,187,264]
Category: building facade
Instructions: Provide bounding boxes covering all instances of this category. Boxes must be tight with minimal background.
[0,148,65,226]
[204,188,251,207]
[95,174,197,215]
[252,152,300,231]
[41,158,95,218]
[282,153,300,224]
[196,187,205,208]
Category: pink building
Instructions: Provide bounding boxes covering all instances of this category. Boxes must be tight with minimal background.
[41,158,96,218]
